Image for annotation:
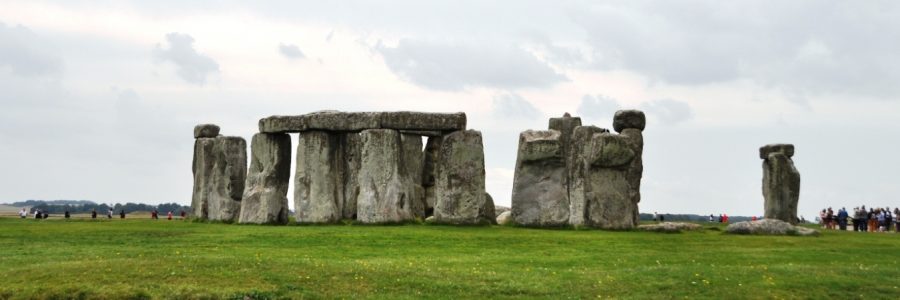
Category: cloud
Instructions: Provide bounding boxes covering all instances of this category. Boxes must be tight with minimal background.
[640,99,693,125]
[571,1,900,98]
[278,43,305,59]
[491,93,541,120]
[0,22,62,78]
[374,39,568,91]
[154,33,219,85]
[577,94,621,124]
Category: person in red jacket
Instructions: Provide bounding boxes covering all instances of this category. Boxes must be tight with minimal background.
[167,211,173,220]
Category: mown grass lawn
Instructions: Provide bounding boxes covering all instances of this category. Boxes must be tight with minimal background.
[0,218,898,299]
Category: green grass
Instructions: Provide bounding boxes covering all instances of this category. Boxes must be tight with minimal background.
[0,218,898,299]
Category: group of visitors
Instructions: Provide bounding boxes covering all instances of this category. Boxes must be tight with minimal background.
[709,214,729,223]
[17,207,188,221]
[819,206,899,232]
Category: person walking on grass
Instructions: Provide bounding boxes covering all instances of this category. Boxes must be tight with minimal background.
[64,209,70,219]
[894,208,900,232]
[91,209,97,219]
[885,207,893,232]
[180,210,186,219]
[19,208,27,219]
[837,207,848,231]
[120,210,126,219]
[167,211,173,220]
[33,209,41,219]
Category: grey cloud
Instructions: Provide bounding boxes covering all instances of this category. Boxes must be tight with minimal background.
[571,1,900,98]
[640,99,693,125]
[278,43,305,59]
[154,33,219,85]
[0,22,62,78]
[491,93,541,120]
[375,39,568,91]
[577,94,621,123]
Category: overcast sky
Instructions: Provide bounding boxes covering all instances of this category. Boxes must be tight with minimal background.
[2,1,899,219]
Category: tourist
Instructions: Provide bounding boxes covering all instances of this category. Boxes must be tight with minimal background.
[825,207,834,230]
[894,208,900,232]
[660,214,665,222]
[837,207,848,231]
[860,206,868,232]
[709,214,714,222]
[91,209,97,219]
[42,211,48,219]
[723,214,729,224]
[120,210,126,219]
[180,210,186,219]
[19,208,27,219]
[167,211,173,220]
[885,207,893,232]
[653,212,658,222]
[64,209,70,219]
[34,209,41,219]
[106,208,113,219]
[819,209,826,228]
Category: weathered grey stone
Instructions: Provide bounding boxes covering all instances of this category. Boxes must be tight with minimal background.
[193,124,220,138]
[548,113,582,164]
[612,110,646,133]
[294,131,343,223]
[511,130,569,227]
[258,111,467,133]
[494,206,510,216]
[356,129,418,223]
[434,130,494,224]
[191,138,217,219]
[496,211,513,225]
[762,144,801,224]
[401,134,426,218]
[584,132,637,229]
[567,126,609,226]
[760,143,795,159]
[638,222,703,233]
[339,133,363,220]
[381,111,466,131]
[422,136,443,215]
[207,136,247,222]
[726,219,818,236]
[620,127,644,226]
[239,133,291,225]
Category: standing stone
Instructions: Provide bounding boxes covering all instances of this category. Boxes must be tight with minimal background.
[567,126,609,226]
[356,129,417,223]
[401,134,426,218]
[421,136,443,216]
[511,130,569,227]
[434,130,494,224]
[340,133,363,220]
[294,131,343,223]
[613,110,646,226]
[584,132,637,229]
[239,133,291,224]
[207,136,247,222]
[191,137,217,219]
[761,144,800,224]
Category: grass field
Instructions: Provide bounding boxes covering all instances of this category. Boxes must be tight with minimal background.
[0,218,899,299]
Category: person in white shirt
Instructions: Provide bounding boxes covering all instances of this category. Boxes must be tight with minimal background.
[19,208,27,218]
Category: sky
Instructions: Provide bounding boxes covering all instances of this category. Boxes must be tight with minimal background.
[1,0,899,219]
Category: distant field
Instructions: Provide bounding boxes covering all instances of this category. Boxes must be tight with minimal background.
[0,218,898,299]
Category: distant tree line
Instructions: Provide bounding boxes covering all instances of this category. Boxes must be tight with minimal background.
[638,213,753,222]
[17,200,190,214]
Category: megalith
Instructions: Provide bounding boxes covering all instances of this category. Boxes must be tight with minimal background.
[511,130,569,226]
[567,125,609,226]
[193,124,220,138]
[191,136,217,219]
[583,132,638,229]
[401,134,426,218]
[434,130,495,224]
[207,136,247,222]
[339,133,363,220]
[294,131,343,223]
[761,144,800,224]
[614,110,645,226]
[421,136,443,216]
[239,133,292,224]
[356,129,418,223]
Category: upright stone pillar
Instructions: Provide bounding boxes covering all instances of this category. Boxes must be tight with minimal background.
[580,110,644,229]
[401,134,426,218]
[239,133,291,224]
[356,129,417,223]
[207,136,247,222]
[568,126,609,226]
[422,136,443,216]
[761,144,800,224]
[340,133,363,220]
[191,135,217,219]
[294,131,343,223]
[511,130,569,226]
[434,130,495,224]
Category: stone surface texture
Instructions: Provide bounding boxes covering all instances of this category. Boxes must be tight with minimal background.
[194,124,221,138]
[356,129,418,223]
[638,222,703,233]
[259,111,466,133]
[206,136,247,222]
[239,133,292,224]
[726,219,818,236]
[294,131,343,223]
[612,110,646,133]
[433,130,495,224]
[191,138,217,219]
[761,144,801,224]
[511,130,570,227]
[567,126,609,226]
